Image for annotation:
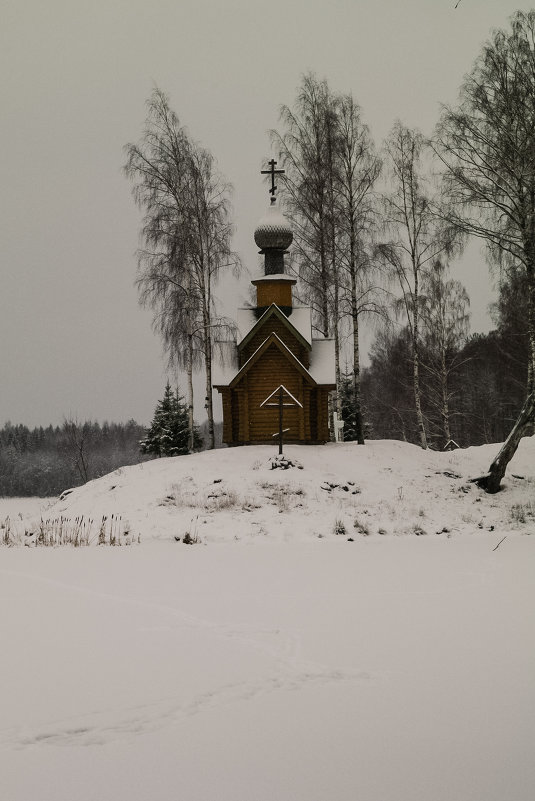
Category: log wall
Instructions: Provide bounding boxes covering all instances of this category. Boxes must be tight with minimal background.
[254,281,293,308]
[216,342,332,444]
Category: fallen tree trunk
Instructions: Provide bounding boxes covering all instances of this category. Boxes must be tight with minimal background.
[472,391,535,493]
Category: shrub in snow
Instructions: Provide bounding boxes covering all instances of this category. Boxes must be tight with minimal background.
[510,502,535,524]
[159,479,198,508]
[333,519,347,536]
[321,481,360,495]
[259,482,305,513]
[412,523,427,536]
[354,517,370,536]
[204,489,239,511]
[177,516,200,544]
[269,456,303,470]
[1,517,14,546]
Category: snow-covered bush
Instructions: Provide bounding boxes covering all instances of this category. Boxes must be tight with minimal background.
[333,519,347,536]
[353,517,370,536]
[510,502,535,524]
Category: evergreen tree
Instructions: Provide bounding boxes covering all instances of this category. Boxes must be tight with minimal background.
[141,383,200,457]
[339,372,373,442]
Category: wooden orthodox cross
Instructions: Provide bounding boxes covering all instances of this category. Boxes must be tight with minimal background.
[260,385,303,455]
[261,159,285,197]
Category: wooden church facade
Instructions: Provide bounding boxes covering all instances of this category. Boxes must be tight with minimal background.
[214,171,335,446]
[216,308,332,445]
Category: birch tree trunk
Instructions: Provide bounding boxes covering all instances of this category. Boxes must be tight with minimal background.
[186,333,195,452]
[320,230,330,339]
[528,260,535,396]
[350,256,365,444]
[440,346,452,443]
[198,257,215,450]
[474,391,535,493]
[203,320,215,449]
[332,250,342,418]
[527,260,535,436]
[412,270,428,450]
[413,345,427,449]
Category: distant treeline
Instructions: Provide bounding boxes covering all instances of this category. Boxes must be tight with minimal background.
[0,420,149,497]
[0,418,226,497]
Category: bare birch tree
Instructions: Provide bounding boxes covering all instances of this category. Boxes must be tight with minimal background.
[378,122,457,449]
[435,10,535,490]
[185,146,241,449]
[271,74,338,340]
[124,88,240,450]
[62,418,92,484]
[420,261,470,445]
[336,94,382,443]
[272,76,383,440]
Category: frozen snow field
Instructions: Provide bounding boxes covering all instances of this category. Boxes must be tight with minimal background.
[1,439,534,800]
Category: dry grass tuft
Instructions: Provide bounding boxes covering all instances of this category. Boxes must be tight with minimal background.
[1,514,138,547]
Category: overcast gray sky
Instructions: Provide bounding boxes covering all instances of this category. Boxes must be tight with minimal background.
[1,0,530,427]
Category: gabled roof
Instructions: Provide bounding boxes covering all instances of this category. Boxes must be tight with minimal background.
[236,306,312,345]
[237,304,311,354]
[228,332,318,389]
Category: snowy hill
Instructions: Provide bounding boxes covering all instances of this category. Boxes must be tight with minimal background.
[1,440,534,801]
[19,437,535,543]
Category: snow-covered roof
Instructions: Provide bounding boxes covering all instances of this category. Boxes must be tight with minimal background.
[251,273,296,283]
[229,332,316,388]
[254,200,293,250]
[214,330,335,389]
[288,307,313,345]
[236,305,312,345]
[308,338,336,385]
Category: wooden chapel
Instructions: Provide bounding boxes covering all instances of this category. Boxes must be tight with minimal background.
[213,163,335,446]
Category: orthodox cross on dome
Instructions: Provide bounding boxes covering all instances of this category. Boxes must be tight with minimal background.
[261,159,285,199]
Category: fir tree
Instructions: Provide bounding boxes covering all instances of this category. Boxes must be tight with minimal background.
[141,383,201,457]
[340,372,372,442]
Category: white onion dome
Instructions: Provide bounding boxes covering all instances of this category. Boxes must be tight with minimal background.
[254,200,293,251]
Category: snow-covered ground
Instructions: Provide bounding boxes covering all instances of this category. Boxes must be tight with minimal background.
[1,439,534,800]
[5,438,535,545]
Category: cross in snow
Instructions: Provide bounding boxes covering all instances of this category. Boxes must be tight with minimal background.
[260,385,302,455]
[261,159,285,197]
